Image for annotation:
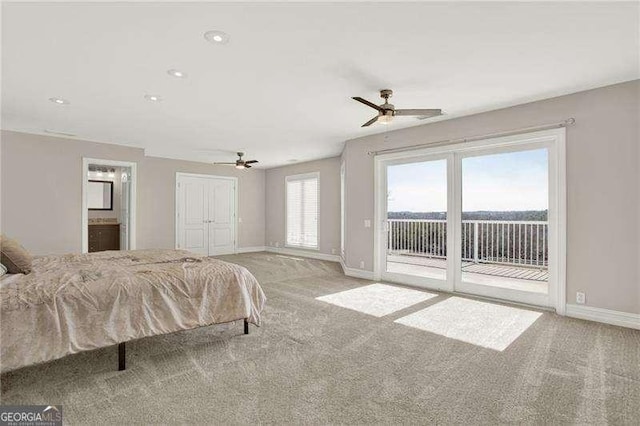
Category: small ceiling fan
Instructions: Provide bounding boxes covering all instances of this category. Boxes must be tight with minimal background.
[352,89,442,127]
[214,152,258,169]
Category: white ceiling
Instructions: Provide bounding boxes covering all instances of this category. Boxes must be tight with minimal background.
[2,2,639,168]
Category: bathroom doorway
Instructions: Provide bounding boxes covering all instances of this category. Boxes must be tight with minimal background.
[82,158,137,253]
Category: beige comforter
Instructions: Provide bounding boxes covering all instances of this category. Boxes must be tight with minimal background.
[0,249,266,373]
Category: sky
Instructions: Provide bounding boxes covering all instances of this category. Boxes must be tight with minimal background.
[387,148,549,212]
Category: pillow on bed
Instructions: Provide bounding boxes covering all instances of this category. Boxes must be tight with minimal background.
[0,235,32,274]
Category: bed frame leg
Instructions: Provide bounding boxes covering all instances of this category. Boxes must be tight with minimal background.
[244,319,249,335]
[118,342,126,371]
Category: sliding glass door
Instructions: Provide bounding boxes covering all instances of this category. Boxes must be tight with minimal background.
[381,154,453,291]
[376,129,564,310]
[455,145,552,307]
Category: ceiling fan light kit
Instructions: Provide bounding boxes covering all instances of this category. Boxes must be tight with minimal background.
[214,152,259,170]
[352,89,443,127]
[378,110,394,124]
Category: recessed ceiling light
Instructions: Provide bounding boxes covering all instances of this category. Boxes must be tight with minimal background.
[144,94,163,102]
[204,30,230,45]
[167,69,187,78]
[49,97,69,105]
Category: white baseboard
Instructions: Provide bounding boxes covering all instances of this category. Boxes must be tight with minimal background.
[265,246,341,262]
[236,246,266,253]
[565,304,640,330]
[339,259,375,281]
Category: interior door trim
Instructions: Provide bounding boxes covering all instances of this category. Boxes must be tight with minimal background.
[82,157,137,254]
[175,172,238,255]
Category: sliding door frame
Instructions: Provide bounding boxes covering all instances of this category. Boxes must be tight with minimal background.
[374,128,566,313]
[375,153,455,292]
[453,139,558,309]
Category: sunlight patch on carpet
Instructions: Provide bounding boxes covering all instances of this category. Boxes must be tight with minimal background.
[316,283,437,317]
[394,297,542,351]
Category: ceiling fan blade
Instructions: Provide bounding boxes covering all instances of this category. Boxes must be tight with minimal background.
[361,116,379,127]
[352,97,384,112]
[213,162,236,165]
[244,164,252,168]
[244,160,259,164]
[394,109,442,117]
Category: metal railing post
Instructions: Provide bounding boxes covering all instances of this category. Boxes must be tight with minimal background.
[473,221,479,263]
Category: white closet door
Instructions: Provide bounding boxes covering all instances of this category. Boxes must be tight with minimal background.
[177,176,209,255]
[208,178,236,255]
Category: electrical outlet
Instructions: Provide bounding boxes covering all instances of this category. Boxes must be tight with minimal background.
[364,219,371,228]
[331,248,336,255]
[359,260,365,269]
[576,292,586,304]
[269,241,273,246]
[275,242,280,248]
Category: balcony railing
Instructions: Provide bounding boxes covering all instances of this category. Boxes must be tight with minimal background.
[387,219,548,268]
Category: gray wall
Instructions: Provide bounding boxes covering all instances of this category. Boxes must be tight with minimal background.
[2,80,639,316]
[343,80,640,315]
[265,157,341,256]
[1,130,266,254]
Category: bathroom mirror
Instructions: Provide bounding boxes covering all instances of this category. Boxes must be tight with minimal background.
[88,180,113,210]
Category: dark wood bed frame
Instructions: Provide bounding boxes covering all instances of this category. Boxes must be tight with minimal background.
[117,318,250,371]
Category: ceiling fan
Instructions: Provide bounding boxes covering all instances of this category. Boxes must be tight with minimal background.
[214,152,258,169]
[352,89,442,127]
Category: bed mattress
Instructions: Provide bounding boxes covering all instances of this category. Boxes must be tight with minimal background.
[0,249,266,373]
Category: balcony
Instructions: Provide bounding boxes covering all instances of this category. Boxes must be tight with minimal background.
[387,219,549,293]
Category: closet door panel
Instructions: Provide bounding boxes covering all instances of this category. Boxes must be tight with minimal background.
[177,177,209,255]
[208,179,236,255]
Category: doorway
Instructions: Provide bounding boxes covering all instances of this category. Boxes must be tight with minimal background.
[82,158,137,253]
[383,154,452,291]
[175,173,238,256]
[375,128,566,311]
[455,146,552,306]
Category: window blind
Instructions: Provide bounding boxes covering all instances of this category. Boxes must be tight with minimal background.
[286,173,319,249]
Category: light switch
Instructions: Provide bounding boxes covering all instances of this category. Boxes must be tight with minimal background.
[364,219,371,228]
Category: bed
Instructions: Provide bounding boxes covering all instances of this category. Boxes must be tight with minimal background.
[0,249,266,373]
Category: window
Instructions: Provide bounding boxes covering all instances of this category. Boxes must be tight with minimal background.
[286,172,319,249]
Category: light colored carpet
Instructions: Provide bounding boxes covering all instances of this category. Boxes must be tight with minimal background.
[316,283,437,317]
[1,252,639,424]
[394,296,543,351]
